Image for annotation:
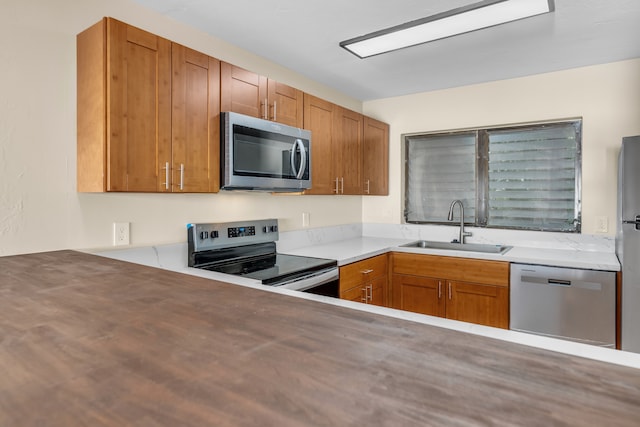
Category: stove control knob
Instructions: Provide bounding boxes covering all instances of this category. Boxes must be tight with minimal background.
[262,226,268,233]
[270,225,278,232]
[211,230,219,239]
[200,231,209,240]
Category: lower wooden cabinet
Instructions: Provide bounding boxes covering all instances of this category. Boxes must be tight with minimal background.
[390,253,510,329]
[340,254,388,306]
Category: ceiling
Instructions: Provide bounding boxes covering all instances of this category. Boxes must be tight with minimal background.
[131,0,640,101]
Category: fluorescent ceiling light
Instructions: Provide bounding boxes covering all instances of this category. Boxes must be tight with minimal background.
[340,0,555,58]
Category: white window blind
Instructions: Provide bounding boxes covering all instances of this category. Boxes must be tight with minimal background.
[404,119,581,232]
[405,133,476,223]
[487,124,579,231]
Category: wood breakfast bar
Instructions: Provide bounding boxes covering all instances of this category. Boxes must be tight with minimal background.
[1,250,640,426]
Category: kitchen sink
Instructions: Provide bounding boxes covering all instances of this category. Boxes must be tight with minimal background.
[401,240,512,254]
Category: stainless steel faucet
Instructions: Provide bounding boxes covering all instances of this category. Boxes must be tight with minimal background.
[448,200,472,244]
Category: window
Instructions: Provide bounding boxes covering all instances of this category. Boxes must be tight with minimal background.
[404,120,582,232]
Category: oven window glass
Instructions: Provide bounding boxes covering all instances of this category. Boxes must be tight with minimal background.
[233,125,309,179]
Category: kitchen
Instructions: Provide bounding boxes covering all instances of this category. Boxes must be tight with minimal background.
[2,0,640,425]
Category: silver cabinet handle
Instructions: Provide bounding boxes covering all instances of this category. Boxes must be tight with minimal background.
[438,281,442,299]
[361,287,367,303]
[448,282,452,300]
[334,177,339,194]
[367,284,373,303]
[263,98,268,119]
[341,177,344,194]
[179,163,184,191]
[361,269,373,275]
[289,139,306,180]
[162,161,169,190]
[272,100,277,121]
[365,179,370,194]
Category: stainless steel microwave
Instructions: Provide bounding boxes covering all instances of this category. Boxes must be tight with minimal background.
[221,112,311,192]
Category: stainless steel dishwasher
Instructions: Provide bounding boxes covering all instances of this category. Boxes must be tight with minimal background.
[510,264,616,347]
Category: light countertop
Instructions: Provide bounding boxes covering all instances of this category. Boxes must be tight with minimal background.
[280,236,621,271]
[88,232,632,369]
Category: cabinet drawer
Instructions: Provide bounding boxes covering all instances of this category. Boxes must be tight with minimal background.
[340,275,386,306]
[340,254,388,291]
[391,253,509,287]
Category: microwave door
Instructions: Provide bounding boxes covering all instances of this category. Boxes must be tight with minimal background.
[234,132,308,180]
[234,134,290,178]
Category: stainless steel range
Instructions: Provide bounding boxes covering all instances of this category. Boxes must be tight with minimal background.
[188,219,339,296]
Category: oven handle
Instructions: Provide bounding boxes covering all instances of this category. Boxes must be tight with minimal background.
[290,139,307,180]
[276,267,339,292]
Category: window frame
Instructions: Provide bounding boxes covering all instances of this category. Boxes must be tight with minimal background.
[403,118,582,233]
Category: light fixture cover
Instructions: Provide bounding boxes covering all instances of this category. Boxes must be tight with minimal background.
[340,0,555,58]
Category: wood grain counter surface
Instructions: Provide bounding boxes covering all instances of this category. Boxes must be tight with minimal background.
[1,250,639,426]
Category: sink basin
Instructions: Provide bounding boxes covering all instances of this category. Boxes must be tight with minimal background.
[401,240,512,254]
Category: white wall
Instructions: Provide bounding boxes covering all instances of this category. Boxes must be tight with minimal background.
[2,0,638,256]
[363,59,640,235]
[0,0,363,256]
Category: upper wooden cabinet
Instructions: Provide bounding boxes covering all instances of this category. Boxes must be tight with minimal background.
[78,18,171,192]
[171,44,220,193]
[334,107,364,195]
[77,18,385,194]
[267,79,304,128]
[77,18,220,192]
[303,94,388,196]
[220,63,303,127]
[363,117,389,195]
[303,94,336,195]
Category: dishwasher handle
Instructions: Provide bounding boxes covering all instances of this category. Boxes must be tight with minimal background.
[520,274,602,291]
[548,279,571,286]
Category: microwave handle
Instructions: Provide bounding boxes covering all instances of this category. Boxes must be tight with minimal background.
[290,139,307,179]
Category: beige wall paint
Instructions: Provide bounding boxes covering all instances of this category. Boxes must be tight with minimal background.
[0,0,362,256]
[363,59,640,235]
[2,0,638,256]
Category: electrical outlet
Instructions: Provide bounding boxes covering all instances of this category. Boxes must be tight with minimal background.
[113,222,130,246]
[595,216,608,233]
[302,212,310,228]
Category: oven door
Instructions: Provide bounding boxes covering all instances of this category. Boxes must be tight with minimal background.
[276,267,339,297]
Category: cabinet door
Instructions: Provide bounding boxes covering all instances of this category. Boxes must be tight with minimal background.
[446,280,509,329]
[369,275,386,307]
[363,117,389,195]
[220,62,267,119]
[267,79,303,127]
[334,107,363,194]
[391,274,445,317]
[107,19,172,191]
[171,44,220,193]
[303,94,336,195]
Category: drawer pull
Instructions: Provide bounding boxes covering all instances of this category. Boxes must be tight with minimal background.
[361,269,374,275]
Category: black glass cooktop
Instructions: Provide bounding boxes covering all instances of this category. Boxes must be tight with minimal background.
[195,243,337,285]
